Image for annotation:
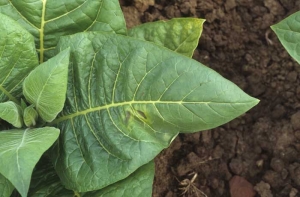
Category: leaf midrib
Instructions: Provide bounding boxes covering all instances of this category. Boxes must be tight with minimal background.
[52,100,254,124]
[39,0,47,63]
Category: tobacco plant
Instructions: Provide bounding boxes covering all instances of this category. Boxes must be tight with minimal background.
[0,1,259,197]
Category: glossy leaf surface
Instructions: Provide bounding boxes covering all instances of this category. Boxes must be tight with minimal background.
[0,174,14,197]
[50,32,259,192]
[0,101,23,128]
[0,13,38,103]
[128,18,205,57]
[0,0,126,62]
[23,48,70,122]
[0,127,60,197]
[271,11,300,64]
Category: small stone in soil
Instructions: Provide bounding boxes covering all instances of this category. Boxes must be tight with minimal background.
[270,157,284,172]
[287,71,298,82]
[133,0,154,12]
[291,111,300,130]
[229,158,244,175]
[230,176,256,197]
[254,181,273,197]
[290,188,299,197]
[281,168,289,180]
[263,170,284,188]
[289,163,300,186]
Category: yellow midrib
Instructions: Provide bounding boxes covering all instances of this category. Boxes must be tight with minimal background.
[39,0,47,63]
[52,100,211,124]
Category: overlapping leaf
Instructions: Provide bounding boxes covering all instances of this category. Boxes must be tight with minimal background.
[50,32,259,192]
[0,13,38,103]
[0,127,60,197]
[128,18,205,57]
[23,48,70,122]
[271,11,300,64]
[28,160,154,197]
[0,173,14,197]
[0,101,23,128]
[84,161,155,197]
[0,0,126,62]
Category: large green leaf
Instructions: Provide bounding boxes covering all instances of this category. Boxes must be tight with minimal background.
[0,0,126,62]
[0,127,60,197]
[50,32,258,192]
[0,173,14,197]
[0,13,38,103]
[271,11,300,64]
[0,101,23,128]
[23,48,70,122]
[128,18,205,57]
[84,160,155,197]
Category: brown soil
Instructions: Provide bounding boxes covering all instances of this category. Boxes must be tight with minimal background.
[120,0,300,196]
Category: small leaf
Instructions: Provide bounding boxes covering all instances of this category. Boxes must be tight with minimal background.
[23,48,70,122]
[0,13,38,103]
[271,11,300,64]
[0,127,60,197]
[128,18,205,57]
[23,105,38,127]
[84,161,155,197]
[0,173,14,197]
[0,101,23,128]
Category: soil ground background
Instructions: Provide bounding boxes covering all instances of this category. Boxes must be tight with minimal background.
[120,0,300,196]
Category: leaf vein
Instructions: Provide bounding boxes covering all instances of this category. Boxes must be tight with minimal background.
[106,108,139,142]
[182,104,209,124]
[83,0,103,32]
[84,113,126,160]
[112,50,132,103]
[7,1,39,29]
[44,0,88,23]
[132,61,161,100]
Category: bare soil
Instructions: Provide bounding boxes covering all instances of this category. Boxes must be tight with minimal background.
[120,0,300,196]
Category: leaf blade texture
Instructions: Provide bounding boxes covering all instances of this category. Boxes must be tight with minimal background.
[271,11,300,64]
[0,13,38,103]
[128,18,205,57]
[50,32,259,192]
[0,127,60,197]
[0,0,127,62]
[0,101,23,128]
[23,48,70,122]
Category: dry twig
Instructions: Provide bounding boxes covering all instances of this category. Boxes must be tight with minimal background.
[178,172,207,197]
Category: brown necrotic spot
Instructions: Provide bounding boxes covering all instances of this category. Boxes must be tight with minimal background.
[137,110,147,119]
